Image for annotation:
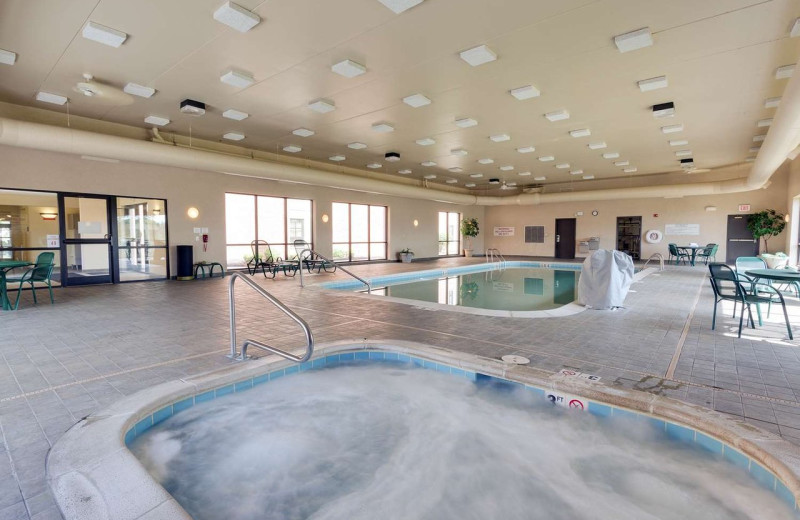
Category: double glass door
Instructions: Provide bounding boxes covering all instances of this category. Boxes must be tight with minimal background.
[61,195,113,285]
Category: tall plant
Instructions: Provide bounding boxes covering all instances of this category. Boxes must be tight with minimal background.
[460,217,479,251]
[746,209,785,253]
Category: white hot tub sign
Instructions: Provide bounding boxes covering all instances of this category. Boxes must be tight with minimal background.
[546,391,588,411]
[493,226,515,237]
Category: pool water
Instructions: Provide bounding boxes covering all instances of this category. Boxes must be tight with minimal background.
[131,362,794,520]
[372,267,579,311]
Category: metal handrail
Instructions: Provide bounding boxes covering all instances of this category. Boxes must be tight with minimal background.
[486,248,505,263]
[642,252,665,271]
[228,272,314,362]
[298,248,371,293]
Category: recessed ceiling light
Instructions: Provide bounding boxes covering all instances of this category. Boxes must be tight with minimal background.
[423,174,437,179]
[538,156,554,162]
[144,115,170,126]
[569,128,591,138]
[220,69,255,88]
[421,161,437,167]
[470,173,483,178]
[776,65,795,80]
[122,83,155,98]
[478,158,494,164]
[518,171,531,176]
[398,169,412,174]
[385,152,400,162]
[446,179,458,184]
[376,0,424,14]
[451,148,468,156]
[556,163,570,169]
[588,142,607,150]
[372,123,394,132]
[293,128,315,137]
[534,176,546,181]
[748,146,760,153]
[449,167,463,173]
[764,97,781,109]
[545,110,569,122]
[661,124,683,134]
[223,132,245,141]
[329,155,346,162]
[570,169,583,175]
[517,146,535,153]
[36,91,68,105]
[454,118,478,128]
[506,182,517,187]
[403,93,431,108]
[614,27,653,53]
[614,160,629,166]
[623,167,638,173]
[213,2,261,32]
[283,145,302,153]
[753,135,766,142]
[674,150,692,157]
[583,175,595,180]
[509,85,540,100]
[652,102,675,118]
[222,109,249,120]
[637,76,668,92]
[791,18,800,37]
[416,137,435,146]
[82,21,127,48]
[602,152,620,159]
[669,139,688,146]
[0,49,17,66]
[489,134,510,142]
[308,99,335,113]
[499,165,514,171]
[465,183,476,188]
[459,44,497,67]
[745,157,756,162]
[757,119,773,128]
[332,59,367,78]
[367,163,382,169]
[348,142,367,149]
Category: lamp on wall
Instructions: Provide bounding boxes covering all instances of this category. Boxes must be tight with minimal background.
[40,212,58,221]
[413,219,419,227]
[321,214,329,223]
[187,207,199,219]
[153,208,161,216]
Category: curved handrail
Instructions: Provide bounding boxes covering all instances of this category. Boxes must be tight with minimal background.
[486,248,505,264]
[298,248,371,293]
[642,252,665,271]
[228,272,314,362]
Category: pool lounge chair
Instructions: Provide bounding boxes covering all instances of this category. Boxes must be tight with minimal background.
[293,240,337,274]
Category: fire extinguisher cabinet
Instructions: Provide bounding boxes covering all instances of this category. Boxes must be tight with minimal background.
[176,245,194,281]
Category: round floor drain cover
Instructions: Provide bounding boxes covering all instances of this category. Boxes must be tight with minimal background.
[501,355,530,365]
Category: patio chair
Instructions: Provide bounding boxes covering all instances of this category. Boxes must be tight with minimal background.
[247,240,275,276]
[6,252,56,309]
[734,256,771,323]
[293,239,337,274]
[708,263,792,340]
[695,244,718,265]
[667,243,689,265]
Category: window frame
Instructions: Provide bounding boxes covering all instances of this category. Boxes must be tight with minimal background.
[331,201,388,262]
[438,211,461,256]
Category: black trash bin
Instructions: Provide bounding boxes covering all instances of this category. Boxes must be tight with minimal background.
[176,245,194,281]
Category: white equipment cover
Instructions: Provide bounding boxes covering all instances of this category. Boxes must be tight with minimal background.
[577,249,634,309]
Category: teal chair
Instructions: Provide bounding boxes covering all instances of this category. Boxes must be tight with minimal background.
[734,256,774,325]
[7,252,56,309]
[696,244,718,265]
[667,243,689,265]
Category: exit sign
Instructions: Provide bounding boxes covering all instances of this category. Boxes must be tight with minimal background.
[738,204,751,212]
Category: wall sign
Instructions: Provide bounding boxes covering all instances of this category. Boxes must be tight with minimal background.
[738,204,751,212]
[493,226,515,237]
[664,223,700,236]
[46,235,59,248]
[492,282,514,292]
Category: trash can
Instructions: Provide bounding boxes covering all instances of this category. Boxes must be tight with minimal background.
[176,245,194,281]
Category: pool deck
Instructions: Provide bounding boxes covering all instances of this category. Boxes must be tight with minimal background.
[2,256,800,519]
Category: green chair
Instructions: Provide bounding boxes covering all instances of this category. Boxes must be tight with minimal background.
[667,243,689,265]
[735,256,770,324]
[696,243,718,265]
[7,252,56,310]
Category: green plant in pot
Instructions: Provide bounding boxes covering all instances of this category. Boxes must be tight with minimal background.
[747,209,786,254]
[460,217,479,257]
[398,248,414,263]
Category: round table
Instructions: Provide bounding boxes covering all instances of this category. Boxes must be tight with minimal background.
[745,268,800,285]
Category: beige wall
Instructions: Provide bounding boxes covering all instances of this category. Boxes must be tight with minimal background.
[786,158,800,264]
[0,145,484,275]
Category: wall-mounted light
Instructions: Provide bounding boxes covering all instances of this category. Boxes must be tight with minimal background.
[153,208,161,216]
[704,206,717,212]
[187,207,199,219]
[413,219,419,227]
[40,212,58,221]
[785,214,791,223]
[321,214,329,223]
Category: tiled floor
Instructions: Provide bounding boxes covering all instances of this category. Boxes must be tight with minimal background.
[2,257,800,519]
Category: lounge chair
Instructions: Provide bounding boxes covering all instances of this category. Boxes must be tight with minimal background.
[293,240,336,274]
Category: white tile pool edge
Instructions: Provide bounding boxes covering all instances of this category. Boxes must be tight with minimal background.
[46,340,800,520]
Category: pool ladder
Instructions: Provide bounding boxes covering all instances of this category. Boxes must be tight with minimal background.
[298,248,371,293]
[486,248,505,264]
[642,253,665,271]
[228,272,314,362]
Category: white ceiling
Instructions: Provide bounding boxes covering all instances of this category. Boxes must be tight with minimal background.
[0,0,798,191]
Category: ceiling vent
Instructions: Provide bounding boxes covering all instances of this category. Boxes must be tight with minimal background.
[652,101,675,118]
[180,99,206,116]
[680,158,694,168]
[385,152,400,162]
[488,178,501,185]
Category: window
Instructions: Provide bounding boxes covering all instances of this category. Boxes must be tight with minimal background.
[0,188,62,277]
[116,198,168,281]
[225,193,312,268]
[331,202,387,262]
[438,211,461,255]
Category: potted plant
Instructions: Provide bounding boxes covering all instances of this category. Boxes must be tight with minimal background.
[460,217,479,257]
[747,209,786,255]
[397,248,414,263]
[760,252,789,269]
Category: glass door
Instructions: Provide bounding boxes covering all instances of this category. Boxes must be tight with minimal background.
[59,194,113,285]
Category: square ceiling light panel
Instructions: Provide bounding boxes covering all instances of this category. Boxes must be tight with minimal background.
[674,150,692,157]
[534,176,546,181]
[367,163,382,169]
[753,135,766,142]
[545,110,569,122]
[421,161,437,167]
[220,70,255,88]
[348,142,367,149]
[669,139,688,146]
[614,27,653,53]
[0,49,17,65]
[283,145,302,153]
[82,21,127,48]
[764,97,781,108]
[376,0,424,14]
[518,171,531,176]
[583,175,595,180]
[791,17,800,37]
[478,158,494,164]
[465,183,476,187]
[459,44,497,67]
[449,167,463,173]
[623,168,638,173]
[293,128,315,137]
[602,152,620,159]
[517,146,535,153]
[36,91,68,105]
[213,2,261,33]
[499,165,514,171]
[123,83,155,98]
[538,156,555,162]
[569,128,591,138]
[469,173,483,178]
[614,160,629,166]
[451,149,468,156]
[556,163,570,169]
[372,123,394,132]
[637,76,668,92]
[423,174,437,179]
[398,169,412,174]
[144,115,170,126]
[403,93,431,108]
[308,99,336,113]
[489,134,511,142]
[416,137,435,146]
[776,65,795,79]
[510,85,540,100]
[223,109,249,121]
[329,155,346,161]
[455,118,478,128]
[661,124,683,134]
[446,179,458,184]
[588,142,607,150]
[332,59,367,78]
[757,119,773,127]
[223,132,245,141]
[570,169,583,175]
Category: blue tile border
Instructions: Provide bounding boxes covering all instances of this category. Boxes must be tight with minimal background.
[122,349,798,513]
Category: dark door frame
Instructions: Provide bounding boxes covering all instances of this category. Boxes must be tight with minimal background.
[554,218,577,259]
[58,193,116,286]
